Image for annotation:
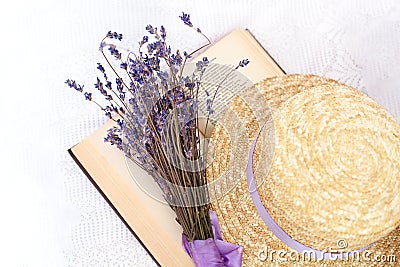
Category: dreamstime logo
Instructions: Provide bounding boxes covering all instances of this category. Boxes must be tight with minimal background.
[124,62,276,207]
[336,239,348,250]
[257,239,397,263]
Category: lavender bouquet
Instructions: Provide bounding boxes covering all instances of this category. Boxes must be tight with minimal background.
[66,13,247,266]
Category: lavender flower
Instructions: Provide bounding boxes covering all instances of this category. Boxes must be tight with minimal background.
[160,25,166,39]
[145,25,156,34]
[139,36,149,46]
[94,78,106,95]
[106,31,123,41]
[108,44,122,60]
[237,58,250,68]
[171,50,183,66]
[97,63,105,73]
[206,99,214,115]
[65,79,83,92]
[99,41,106,50]
[196,57,209,71]
[120,62,127,70]
[116,78,123,92]
[84,92,92,101]
[179,12,193,27]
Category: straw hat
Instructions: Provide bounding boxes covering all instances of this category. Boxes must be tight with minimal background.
[207,74,400,266]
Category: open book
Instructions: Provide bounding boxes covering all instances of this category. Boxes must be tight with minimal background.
[69,29,285,266]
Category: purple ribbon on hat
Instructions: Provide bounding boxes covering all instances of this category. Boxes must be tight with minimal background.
[182,210,244,267]
[246,127,371,260]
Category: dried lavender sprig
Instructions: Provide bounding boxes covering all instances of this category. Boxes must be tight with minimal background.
[202,59,250,138]
[178,12,212,81]
[66,76,156,170]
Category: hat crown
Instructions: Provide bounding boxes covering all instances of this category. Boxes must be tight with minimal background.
[256,84,400,251]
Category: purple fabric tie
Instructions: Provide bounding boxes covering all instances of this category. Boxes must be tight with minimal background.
[246,128,371,260]
[182,210,244,267]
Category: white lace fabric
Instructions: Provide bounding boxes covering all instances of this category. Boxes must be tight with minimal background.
[1,0,399,266]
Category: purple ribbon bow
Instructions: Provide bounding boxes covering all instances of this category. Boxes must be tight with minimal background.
[182,210,244,267]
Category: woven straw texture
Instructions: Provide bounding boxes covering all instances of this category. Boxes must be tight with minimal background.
[208,74,400,266]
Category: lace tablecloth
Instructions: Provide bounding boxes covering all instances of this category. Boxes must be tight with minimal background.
[1,0,399,266]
